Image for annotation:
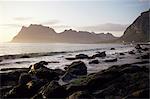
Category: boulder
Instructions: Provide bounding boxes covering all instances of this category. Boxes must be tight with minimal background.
[32,81,68,98]
[92,51,106,58]
[89,59,99,64]
[0,68,29,87]
[29,61,59,81]
[142,47,149,51]
[135,44,142,50]
[119,53,125,55]
[104,58,117,62]
[62,61,87,82]
[128,51,135,54]
[110,48,115,50]
[20,55,30,58]
[18,73,32,85]
[68,91,93,99]
[35,68,59,81]
[75,54,89,59]
[140,53,149,59]
[5,85,31,98]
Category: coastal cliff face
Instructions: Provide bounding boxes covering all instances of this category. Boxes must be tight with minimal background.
[11,24,117,43]
[119,10,149,43]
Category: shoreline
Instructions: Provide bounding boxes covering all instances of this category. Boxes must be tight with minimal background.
[0,44,149,98]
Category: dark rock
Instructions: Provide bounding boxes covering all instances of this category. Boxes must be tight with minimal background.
[53,69,65,76]
[29,61,59,81]
[68,91,93,99]
[48,61,59,63]
[5,85,31,98]
[89,59,99,64]
[0,68,29,87]
[4,77,48,98]
[92,51,106,58]
[62,61,87,82]
[104,58,117,62]
[123,88,149,99]
[119,53,125,55]
[141,53,149,59]
[136,53,150,59]
[35,68,59,81]
[142,47,149,51]
[18,73,32,85]
[75,54,89,59]
[0,86,13,97]
[33,81,68,98]
[135,44,142,50]
[110,48,115,50]
[128,51,135,54]
[20,55,30,58]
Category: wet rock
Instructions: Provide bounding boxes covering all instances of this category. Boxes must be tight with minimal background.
[5,85,31,98]
[0,86,13,97]
[0,68,29,87]
[32,81,68,98]
[140,53,149,59]
[135,44,142,50]
[35,67,59,81]
[20,55,30,58]
[18,73,32,85]
[92,51,106,58]
[89,59,99,64]
[68,91,93,99]
[142,47,149,51]
[53,69,65,76]
[123,88,149,99]
[119,53,125,55]
[128,51,135,54]
[29,61,60,81]
[62,61,87,82]
[104,58,117,62]
[110,48,115,50]
[75,54,89,59]
[136,53,150,59]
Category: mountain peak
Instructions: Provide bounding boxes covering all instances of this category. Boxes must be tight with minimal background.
[119,10,149,42]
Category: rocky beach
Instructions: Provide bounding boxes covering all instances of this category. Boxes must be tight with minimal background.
[0,44,149,99]
[0,1,149,99]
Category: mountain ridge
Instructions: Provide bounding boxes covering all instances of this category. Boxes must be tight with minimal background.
[11,24,117,43]
[118,10,150,43]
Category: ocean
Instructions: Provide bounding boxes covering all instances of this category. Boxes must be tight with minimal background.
[0,43,135,73]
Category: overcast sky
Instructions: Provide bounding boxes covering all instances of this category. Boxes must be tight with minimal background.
[0,0,149,42]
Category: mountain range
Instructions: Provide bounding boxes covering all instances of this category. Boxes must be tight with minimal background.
[11,25,117,43]
[11,10,149,43]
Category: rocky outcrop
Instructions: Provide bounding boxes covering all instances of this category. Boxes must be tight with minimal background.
[119,10,150,42]
[66,63,149,99]
[11,24,117,43]
[62,61,87,82]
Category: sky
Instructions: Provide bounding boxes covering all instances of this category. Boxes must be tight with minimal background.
[0,0,149,42]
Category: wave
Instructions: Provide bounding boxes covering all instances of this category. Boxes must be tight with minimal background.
[0,45,130,61]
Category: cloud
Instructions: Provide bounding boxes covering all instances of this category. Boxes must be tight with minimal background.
[78,23,129,32]
[42,19,60,25]
[0,24,22,27]
[13,17,32,21]
[51,25,70,28]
